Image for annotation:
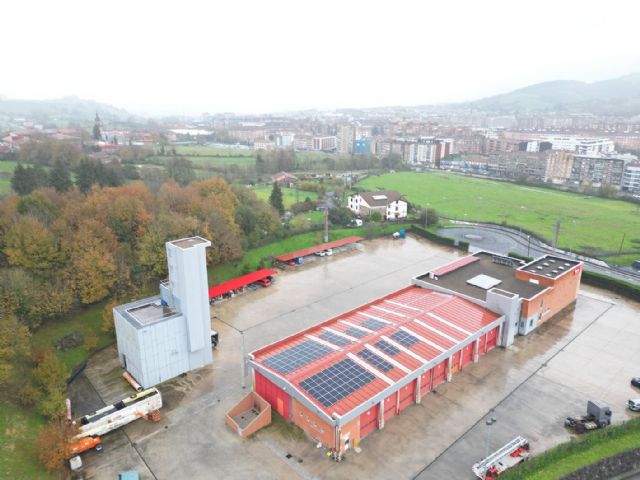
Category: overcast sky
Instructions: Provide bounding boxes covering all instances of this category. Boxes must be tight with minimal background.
[2,0,639,116]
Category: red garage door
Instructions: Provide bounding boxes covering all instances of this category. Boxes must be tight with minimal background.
[486,327,499,351]
[432,360,447,387]
[383,393,397,421]
[398,381,416,412]
[359,405,378,439]
[450,350,462,374]
[478,334,487,355]
[461,342,474,368]
[255,371,291,420]
[420,370,432,396]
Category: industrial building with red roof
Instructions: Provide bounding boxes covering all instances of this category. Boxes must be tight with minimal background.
[248,251,582,459]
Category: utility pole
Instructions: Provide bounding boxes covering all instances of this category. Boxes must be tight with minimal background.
[553,220,561,250]
[618,232,626,256]
[240,329,247,389]
[323,207,329,243]
[527,235,531,257]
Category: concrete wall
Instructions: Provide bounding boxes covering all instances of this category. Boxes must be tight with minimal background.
[137,315,191,387]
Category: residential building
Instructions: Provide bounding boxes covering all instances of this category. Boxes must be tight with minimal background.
[544,151,574,183]
[347,191,407,220]
[569,154,627,186]
[621,161,640,194]
[114,237,213,388]
[338,125,355,154]
[312,136,337,152]
[254,139,276,150]
[539,135,615,155]
[271,171,299,187]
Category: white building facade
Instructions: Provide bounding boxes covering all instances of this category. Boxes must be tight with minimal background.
[114,237,213,388]
[347,191,407,220]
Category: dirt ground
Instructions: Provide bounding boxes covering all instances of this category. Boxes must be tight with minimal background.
[74,235,640,480]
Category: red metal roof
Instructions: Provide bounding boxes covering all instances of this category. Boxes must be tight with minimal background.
[274,236,364,262]
[208,269,278,299]
[250,285,501,418]
[431,255,479,277]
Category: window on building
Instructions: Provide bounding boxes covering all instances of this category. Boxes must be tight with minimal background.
[529,319,533,327]
[540,299,544,307]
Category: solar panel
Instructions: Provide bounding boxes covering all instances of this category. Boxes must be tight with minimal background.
[299,359,375,407]
[319,331,350,347]
[361,318,387,330]
[375,340,400,356]
[391,330,418,347]
[357,349,393,372]
[263,340,332,374]
[345,327,368,338]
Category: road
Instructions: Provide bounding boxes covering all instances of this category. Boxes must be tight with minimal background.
[438,224,640,286]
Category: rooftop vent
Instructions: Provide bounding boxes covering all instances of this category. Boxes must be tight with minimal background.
[543,262,550,267]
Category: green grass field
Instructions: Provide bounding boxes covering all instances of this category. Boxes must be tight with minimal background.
[358,172,640,258]
[250,186,318,209]
[208,223,407,283]
[0,160,18,173]
[0,401,49,480]
[30,300,113,370]
[148,155,256,169]
[173,145,253,157]
[0,178,11,196]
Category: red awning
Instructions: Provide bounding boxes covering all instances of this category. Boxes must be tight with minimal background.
[208,269,278,299]
[431,256,479,277]
[274,236,363,262]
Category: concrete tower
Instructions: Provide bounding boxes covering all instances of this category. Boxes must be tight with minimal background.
[114,236,213,388]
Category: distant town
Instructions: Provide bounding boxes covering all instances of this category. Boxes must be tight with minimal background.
[1,105,639,198]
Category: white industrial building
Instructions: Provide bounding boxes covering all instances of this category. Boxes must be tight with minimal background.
[114,237,213,388]
[347,191,407,220]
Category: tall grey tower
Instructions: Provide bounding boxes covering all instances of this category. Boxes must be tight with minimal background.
[114,237,213,388]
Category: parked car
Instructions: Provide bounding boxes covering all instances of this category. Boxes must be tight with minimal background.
[631,377,640,388]
[315,249,332,257]
[628,399,640,412]
[255,277,271,287]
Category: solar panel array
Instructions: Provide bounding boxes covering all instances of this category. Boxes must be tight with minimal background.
[361,318,388,330]
[263,340,332,374]
[345,327,368,338]
[319,331,351,347]
[375,340,400,356]
[357,349,394,372]
[391,330,419,347]
[300,359,375,407]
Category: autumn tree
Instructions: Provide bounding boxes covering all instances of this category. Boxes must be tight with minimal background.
[36,418,79,473]
[0,315,30,385]
[269,182,284,215]
[3,217,62,271]
[63,220,117,304]
[33,351,69,418]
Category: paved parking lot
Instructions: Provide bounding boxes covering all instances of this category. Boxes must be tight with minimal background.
[77,235,640,480]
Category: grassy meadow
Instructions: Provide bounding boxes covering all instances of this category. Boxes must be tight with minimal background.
[358,172,640,259]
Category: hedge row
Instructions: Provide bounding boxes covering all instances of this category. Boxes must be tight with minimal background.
[411,225,455,246]
[410,225,470,252]
[581,270,640,302]
[508,251,534,262]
